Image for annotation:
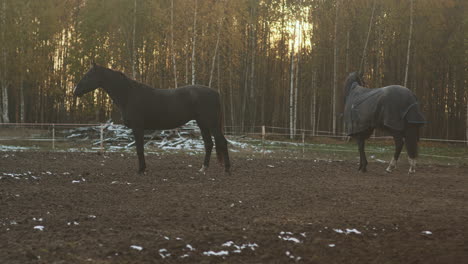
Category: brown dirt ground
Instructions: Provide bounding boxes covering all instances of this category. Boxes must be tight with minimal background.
[1,151,467,264]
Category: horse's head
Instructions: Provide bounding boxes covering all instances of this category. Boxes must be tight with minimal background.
[73,62,102,97]
[344,72,364,98]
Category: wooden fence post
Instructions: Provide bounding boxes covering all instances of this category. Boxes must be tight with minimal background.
[52,124,55,150]
[262,125,266,158]
[100,124,104,153]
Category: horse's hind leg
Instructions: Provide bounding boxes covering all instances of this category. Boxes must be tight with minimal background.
[212,127,231,174]
[386,134,404,173]
[199,127,213,174]
[132,128,146,174]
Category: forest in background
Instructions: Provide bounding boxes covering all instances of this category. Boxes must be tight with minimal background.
[0,0,466,141]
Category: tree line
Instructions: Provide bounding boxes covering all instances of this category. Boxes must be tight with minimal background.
[0,0,466,141]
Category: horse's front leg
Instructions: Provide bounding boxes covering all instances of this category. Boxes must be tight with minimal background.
[357,137,368,173]
[132,128,146,174]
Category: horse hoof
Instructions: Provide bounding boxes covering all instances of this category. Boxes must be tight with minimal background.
[385,167,393,173]
[199,165,207,175]
[224,170,231,176]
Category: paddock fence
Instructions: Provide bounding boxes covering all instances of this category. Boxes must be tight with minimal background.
[0,123,467,162]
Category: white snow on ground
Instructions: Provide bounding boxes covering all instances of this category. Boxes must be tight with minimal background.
[159,248,171,258]
[0,145,39,151]
[33,225,44,231]
[333,228,362,235]
[130,245,143,251]
[222,241,258,253]
[186,244,196,251]
[203,250,229,257]
[328,244,336,247]
[278,232,302,243]
[421,231,432,235]
[285,251,302,261]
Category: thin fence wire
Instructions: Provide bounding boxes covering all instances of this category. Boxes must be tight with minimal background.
[1,123,467,146]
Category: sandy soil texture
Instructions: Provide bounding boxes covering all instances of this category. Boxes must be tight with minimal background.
[1,151,467,263]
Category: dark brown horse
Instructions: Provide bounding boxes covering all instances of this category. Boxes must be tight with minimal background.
[74,63,230,174]
[343,72,425,173]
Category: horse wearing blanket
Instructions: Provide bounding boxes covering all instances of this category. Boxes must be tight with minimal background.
[343,72,425,173]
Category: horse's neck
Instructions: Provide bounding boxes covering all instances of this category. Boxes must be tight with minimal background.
[101,70,130,108]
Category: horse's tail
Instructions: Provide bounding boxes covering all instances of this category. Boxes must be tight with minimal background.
[404,123,420,159]
[215,102,225,165]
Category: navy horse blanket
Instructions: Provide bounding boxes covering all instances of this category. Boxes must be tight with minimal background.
[344,83,425,136]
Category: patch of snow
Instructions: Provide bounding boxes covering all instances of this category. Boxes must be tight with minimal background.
[203,250,229,257]
[333,228,362,235]
[186,244,195,251]
[328,244,336,247]
[159,248,171,258]
[130,245,143,251]
[285,251,302,261]
[279,232,301,243]
[421,231,432,235]
[34,225,44,231]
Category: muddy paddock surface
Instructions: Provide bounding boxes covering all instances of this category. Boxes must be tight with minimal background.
[1,151,467,263]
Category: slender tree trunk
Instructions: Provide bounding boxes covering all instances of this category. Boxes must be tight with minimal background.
[171,0,178,88]
[131,0,137,80]
[311,72,316,136]
[191,0,198,85]
[359,0,376,73]
[289,24,296,139]
[249,23,256,131]
[466,101,468,146]
[20,75,25,122]
[1,0,9,123]
[294,30,300,137]
[404,0,413,87]
[289,52,295,139]
[209,18,222,88]
[332,0,339,135]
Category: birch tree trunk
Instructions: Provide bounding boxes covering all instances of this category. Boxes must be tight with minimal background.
[132,0,137,80]
[359,0,376,73]
[20,71,25,122]
[404,0,413,87]
[191,0,198,85]
[1,0,9,123]
[332,0,339,135]
[289,52,295,139]
[171,0,178,88]
[289,24,296,139]
[209,18,222,88]
[293,28,300,137]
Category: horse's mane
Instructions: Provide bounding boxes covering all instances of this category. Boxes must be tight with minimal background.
[344,72,364,98]
[99,65,153,90]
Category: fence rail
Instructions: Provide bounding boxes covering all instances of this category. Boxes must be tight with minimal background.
[1,123,467,148]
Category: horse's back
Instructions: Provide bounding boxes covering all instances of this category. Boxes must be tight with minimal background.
[345,85,424,135]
